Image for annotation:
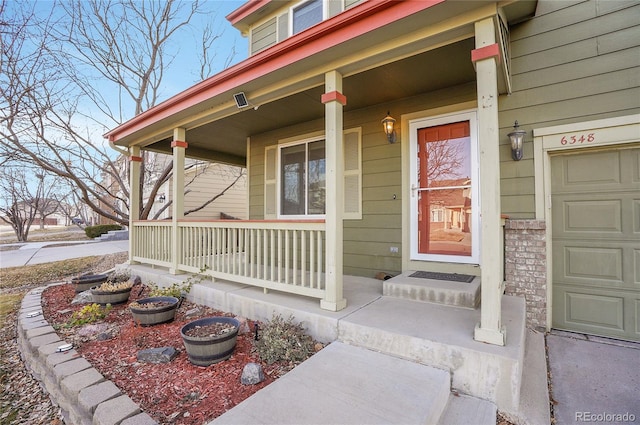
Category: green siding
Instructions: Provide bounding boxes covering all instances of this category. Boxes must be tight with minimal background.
[498,0,640,218]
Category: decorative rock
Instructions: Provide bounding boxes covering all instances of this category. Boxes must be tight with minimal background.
[235,316,251,335]
[184,307,202,319]
[240,362,265,385]
[77,323,110,338]
[71,290,94,305]
[137,347,178,364]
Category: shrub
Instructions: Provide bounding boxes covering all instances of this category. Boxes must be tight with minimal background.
[253,314,315,365]
[148,266,207,297]
[67,303,112,327]
[84,224,123,239]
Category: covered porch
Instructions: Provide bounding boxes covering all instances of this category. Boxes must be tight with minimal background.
[107,1,539,350]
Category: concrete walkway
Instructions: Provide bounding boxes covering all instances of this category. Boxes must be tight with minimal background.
[547,331,640,425]
[0,240,128,268]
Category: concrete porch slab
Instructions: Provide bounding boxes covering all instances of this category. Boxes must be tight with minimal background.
[211,341,451,425]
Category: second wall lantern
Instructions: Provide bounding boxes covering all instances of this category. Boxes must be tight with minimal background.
[508,120,526,161]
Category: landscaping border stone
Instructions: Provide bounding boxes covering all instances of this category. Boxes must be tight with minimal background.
[16,283,157,425]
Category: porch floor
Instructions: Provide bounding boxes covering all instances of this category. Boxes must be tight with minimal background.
[120,264,543,423]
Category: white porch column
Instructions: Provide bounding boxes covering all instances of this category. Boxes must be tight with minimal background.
[473,17,506,346]
[320,70,347,311]
[128,146,141,265]
[170,128,187,275]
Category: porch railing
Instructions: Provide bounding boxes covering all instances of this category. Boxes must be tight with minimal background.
[131,220,326,300]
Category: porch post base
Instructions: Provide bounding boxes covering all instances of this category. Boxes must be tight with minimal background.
[169,268,184,276]
[320,298,347,312]
[474,323,506,346]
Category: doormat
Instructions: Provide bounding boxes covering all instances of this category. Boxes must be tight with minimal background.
[408,271,475,283]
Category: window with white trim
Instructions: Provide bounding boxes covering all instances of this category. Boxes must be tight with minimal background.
[264,129,361,219]
[281,138,326,216]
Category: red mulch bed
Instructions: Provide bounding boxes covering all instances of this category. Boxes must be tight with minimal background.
[41,283,285,425]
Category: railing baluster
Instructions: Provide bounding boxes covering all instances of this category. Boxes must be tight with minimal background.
[293,230,298,286]
[317,231,323,289]
[269,229,274,281]
[301,230,306,287]
[309,230,316,288]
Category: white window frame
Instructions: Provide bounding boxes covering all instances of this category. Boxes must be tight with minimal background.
[409,110,480,264]
[277,134,326,219]
[289,0,326,36]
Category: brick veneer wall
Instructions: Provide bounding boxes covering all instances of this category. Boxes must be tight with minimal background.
[503,219,547,330]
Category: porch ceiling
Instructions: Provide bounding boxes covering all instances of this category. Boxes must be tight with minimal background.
[144,37,477,166]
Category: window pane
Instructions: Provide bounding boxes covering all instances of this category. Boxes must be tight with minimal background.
[307,140,325,214]
[417,121,472,256]
[418,188,472,256]
[281,144,305,215]
[293,0,322,34]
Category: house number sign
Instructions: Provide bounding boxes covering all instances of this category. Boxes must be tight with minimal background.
[559,133,595,145]
[538,116,640,152]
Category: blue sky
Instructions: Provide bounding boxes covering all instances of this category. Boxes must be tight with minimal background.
[163,1,247,98]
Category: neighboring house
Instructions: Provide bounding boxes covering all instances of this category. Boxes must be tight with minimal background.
[98,151,247,223]
[152,158,247,221]
[105,0,640,356]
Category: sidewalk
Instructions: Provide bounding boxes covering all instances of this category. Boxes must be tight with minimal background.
[0,240,129,268]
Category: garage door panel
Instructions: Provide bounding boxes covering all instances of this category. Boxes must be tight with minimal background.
[562,200,622,233]
[564,292,624,330]
[552,193,637,238]
[551,151,621,192]
[565,246,622,281]
[553,241,635,286]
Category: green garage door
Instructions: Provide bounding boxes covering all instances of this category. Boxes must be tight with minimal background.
[551,147,640,341]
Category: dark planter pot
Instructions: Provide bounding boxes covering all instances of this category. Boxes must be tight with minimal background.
[180,317,240,366]
[71,274,108,293]
[130,296,180,326]
[90,285,132,305]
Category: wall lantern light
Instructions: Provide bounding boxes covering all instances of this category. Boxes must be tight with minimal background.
[508,120,526,161]
[382,112,397,144]
[158,194,166,203]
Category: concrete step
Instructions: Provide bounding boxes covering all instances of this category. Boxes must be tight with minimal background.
[212,341,451,425]
[97,229,129,241]
[438,393,496,425]
[383,270,480,308]
[338,295,526,416]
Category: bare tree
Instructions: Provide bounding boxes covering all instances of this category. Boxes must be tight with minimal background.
[0,167,60,241]
[0,0,240,227]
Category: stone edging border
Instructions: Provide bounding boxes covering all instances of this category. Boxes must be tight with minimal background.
[16,283,157,425]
